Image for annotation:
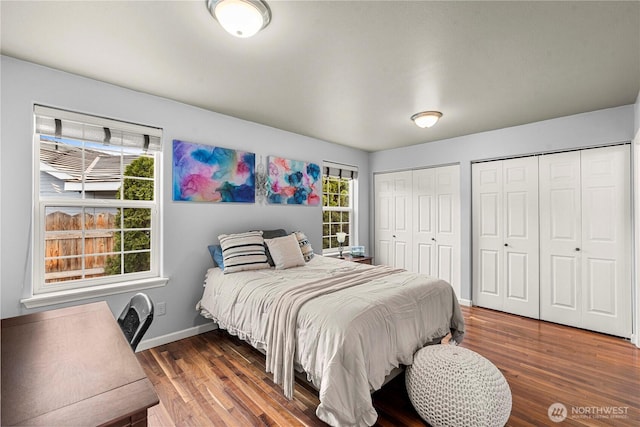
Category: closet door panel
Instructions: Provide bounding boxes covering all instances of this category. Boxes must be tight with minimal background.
[580,145,631,336]
[416,243,433,276]
[550,255,578,309]
[540,151,582,328]
[413,165,460,294]
[437,245,454,284]
[435,165,461,296]
[374,175,394,268]
[506,252,528,299]
[413,169,436,275]
[472,162,504,310]
[502,157,539,318]
[376,240,392,267]
[438,194,453,234]
[480,193,501,237]
[394,241,410,270]
[417,196,433,234]
[586,259,616,314]
[375,171,412,270]
[479,250,500,296]
[393,173,413,270]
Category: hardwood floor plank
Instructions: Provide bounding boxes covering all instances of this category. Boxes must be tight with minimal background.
[138,306,640,426]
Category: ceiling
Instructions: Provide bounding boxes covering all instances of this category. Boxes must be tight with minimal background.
[1,1,639,152]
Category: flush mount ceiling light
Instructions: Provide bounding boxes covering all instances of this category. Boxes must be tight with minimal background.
[411,111,443,128]
[207,0,271,38]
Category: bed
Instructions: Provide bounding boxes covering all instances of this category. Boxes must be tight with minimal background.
[197,232,464,427]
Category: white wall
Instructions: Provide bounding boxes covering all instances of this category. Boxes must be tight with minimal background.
[0,56,370,343]
[370,105,635,301]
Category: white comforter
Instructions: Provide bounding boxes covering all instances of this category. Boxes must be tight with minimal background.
[197,255,465,426]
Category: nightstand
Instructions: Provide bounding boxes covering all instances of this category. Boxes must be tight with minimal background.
[339,254,373,265]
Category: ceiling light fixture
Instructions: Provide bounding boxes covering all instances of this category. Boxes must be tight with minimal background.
[411,111,443,128]
[207,0,271,38]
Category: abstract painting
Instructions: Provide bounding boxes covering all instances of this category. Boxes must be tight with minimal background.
[267,156,321,205]
[173,140,255,203]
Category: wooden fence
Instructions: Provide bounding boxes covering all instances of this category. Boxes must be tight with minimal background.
[45,211,116,282]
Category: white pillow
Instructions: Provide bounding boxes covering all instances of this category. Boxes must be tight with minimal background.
[264,234,306,270]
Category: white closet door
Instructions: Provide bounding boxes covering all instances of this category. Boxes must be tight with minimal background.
[413,168,436,276]
[412,165,461,297]
[374,171,412,270]
[393,172,413,270]
[472,161,504,311]
[540,151,582,328]
[540,145,631,337]
[502,157,539,318]
[473,158,538,317]
[580,145,631,336]
[374,173,394,267]
[434,165,461,297]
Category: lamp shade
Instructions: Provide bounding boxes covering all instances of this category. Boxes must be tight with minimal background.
[336,232,347,244]
[411,111,443,128]
[207,0,271,38]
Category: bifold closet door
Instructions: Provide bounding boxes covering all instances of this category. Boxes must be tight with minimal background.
[412,165,461,297]
[472,157,539,318]
[539,145,631,337]
[374,171,412,270]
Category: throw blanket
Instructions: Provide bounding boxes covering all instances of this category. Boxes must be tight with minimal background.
[265,265,403,399]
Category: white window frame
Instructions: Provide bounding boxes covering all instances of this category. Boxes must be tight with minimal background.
[322,162,358,255]
[23,106,167,308]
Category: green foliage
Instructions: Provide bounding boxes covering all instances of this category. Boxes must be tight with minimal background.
[104,156,153,276]
[322,175,352,249]
[323,176,350,208]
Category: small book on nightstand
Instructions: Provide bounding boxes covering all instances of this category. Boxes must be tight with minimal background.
[350,245,365,257]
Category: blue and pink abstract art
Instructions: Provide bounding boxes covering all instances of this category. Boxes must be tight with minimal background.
[267,156,321,205]
[173,140,255,203]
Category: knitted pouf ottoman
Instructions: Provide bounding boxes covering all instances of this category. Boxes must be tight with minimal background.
[405,345,512,427]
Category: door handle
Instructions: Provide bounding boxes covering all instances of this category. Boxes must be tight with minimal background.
[575,248,580,252]
[504,243,508,247]
[392,235,396,238]
[431,238,436,241]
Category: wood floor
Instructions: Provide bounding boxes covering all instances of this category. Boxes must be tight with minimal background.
[137,306,640,426]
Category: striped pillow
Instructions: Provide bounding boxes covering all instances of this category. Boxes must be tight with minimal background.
[294,231,315,262]
[218,231,270,273]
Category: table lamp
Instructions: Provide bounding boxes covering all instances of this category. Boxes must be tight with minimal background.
[336,232,346,258]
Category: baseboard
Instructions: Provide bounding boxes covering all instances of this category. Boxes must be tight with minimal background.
[136,322,218,352]
[458,298,472,307]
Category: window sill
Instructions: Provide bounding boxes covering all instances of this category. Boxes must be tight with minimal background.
[322,251,350,257]
[21,277,169,309]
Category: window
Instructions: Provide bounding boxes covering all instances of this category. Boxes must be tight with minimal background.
[33,105,163,297]
[322,162,357,254]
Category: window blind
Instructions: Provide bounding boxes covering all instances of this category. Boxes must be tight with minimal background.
[34,105,162,152]
[323,161,358,179]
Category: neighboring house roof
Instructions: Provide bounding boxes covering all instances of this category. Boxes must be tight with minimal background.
[40,145,139,193]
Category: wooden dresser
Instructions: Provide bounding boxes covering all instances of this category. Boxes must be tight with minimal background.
[1,301,158,427]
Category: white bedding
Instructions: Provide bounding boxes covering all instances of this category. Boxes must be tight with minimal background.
[197,255,465,426]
